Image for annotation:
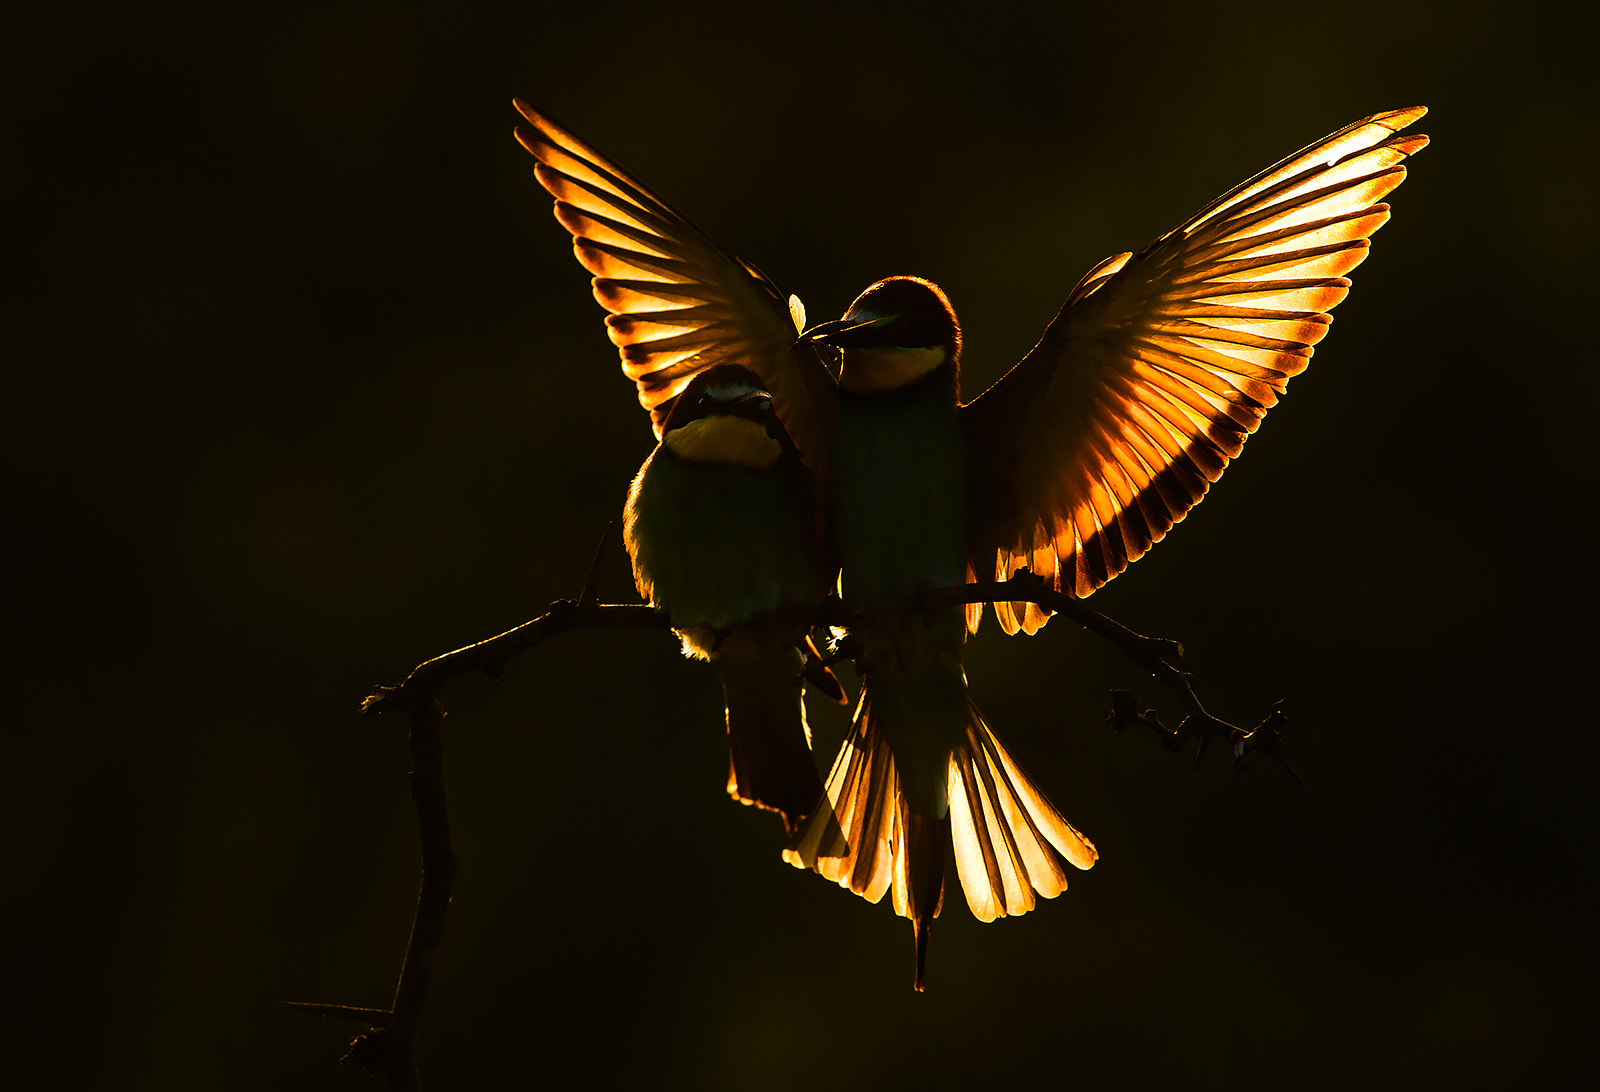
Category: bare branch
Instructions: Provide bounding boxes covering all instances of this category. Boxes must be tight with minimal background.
[361,602,667,717]
[280,1002,391,1024]
[299,573,1290,1087]
[301,695,455,1090]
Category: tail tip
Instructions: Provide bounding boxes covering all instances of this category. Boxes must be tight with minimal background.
[912,918,931,992]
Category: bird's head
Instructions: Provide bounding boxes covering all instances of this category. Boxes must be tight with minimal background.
[658,365,787,469]
[801,276,961,394]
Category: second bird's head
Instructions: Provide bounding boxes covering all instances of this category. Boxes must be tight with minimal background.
[659,365,787,469]
[802,276,961,394]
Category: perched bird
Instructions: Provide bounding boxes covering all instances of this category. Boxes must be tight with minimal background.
[514,100,1428,988]
[624,364,843,839]
[785,276,1097,991]
[514,106,843,838]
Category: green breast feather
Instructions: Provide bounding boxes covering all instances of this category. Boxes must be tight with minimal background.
[625,449,820,633]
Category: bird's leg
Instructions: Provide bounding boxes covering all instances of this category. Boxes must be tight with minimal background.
[797,632,849,704]
[813,627,865,671]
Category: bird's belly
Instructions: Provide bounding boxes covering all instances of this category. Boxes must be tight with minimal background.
[625,455,817,631]
[833,399,966,603]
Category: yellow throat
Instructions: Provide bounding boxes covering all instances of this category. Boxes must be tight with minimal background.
[840,346,947,393]
[662,415,782,469]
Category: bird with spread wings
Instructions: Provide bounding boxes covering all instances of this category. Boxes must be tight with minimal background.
[514,102,1425,627]
[513,100,1427,986]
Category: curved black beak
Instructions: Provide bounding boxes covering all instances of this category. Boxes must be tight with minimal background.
[798,314,883,345]
[722,388,773,423]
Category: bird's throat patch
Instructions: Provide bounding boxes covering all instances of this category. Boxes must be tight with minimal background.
[662,415,783,468]
[840,346,947,393]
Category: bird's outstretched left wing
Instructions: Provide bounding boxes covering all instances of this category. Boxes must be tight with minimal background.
[513,100,834,468]
[961,107,1428,634]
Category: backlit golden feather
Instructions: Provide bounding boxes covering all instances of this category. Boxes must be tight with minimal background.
[512,100,836,474]
[962,107,1428,633]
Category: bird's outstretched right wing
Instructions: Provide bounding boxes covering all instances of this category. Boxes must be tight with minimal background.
[513,100,835,471]
[961,107,1428,633]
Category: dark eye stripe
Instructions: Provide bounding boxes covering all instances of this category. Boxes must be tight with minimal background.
[884,315,944,347]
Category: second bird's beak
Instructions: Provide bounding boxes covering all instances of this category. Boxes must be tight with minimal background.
[714,388,774,425]
[718,389,784,442]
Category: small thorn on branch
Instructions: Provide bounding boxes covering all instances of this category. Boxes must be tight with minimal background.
[1107,687,1295,780]
[342,1027,403,1079]
[1108,689,1170,739]
[1231,704,1300,783]
[360,685,404,717]
[577,521,615,609]
[1178,711,1236,772]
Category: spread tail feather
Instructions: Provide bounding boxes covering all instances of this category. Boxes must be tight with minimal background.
[895,802,948,992]
[947,699,1098,922]
[784,686,897,899]
[786,682,1095,989]
[782,686,947,990]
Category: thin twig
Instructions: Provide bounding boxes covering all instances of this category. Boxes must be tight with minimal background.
[280,1002,391,1024]
[362,602,667,710]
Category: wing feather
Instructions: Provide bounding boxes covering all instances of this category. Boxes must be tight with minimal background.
[948,710,1096,922]
[513,101,835,466]
[963,107,1427,632]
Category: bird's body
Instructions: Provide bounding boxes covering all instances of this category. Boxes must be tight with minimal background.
[514,99,1428,988]
[627,423,817,639]
[785,279,1097,989]
[624,366,839,837]
[834,369,966,599]
[830,366,969,981]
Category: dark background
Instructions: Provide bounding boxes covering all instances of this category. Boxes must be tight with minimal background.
[13,1,1595,1087]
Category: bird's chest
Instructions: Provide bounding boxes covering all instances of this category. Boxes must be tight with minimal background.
[626,455,814,627]
[833,391,966,601]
